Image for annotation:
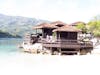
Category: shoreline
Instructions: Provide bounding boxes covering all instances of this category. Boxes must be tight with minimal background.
[1,53,100,75]
[0,45,100,75]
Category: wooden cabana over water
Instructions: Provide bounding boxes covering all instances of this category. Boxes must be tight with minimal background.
[53,25,81,40]
[33,21,66,38]
[41,25,82,54]
[32,21,93,55]
[33,22,58,38]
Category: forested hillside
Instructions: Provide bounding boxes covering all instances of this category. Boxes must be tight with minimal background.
[0,14,49,38]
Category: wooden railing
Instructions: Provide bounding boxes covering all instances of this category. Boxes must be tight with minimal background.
[40,38,93,49]
[41,38,81,48]
[42,38,79,43]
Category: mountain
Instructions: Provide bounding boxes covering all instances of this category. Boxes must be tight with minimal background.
[0,14,49,38]
[0,30,21,38]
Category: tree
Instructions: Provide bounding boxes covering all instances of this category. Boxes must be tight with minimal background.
[76,23,87,33]
[88,16,100,38]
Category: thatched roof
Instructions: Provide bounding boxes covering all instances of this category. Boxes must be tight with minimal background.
[53,25,81,32]
[33,23,58,29]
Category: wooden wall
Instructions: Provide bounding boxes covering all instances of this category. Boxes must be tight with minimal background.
[57,32,77,40]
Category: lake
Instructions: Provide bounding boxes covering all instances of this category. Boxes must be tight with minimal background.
[0,38,23,56]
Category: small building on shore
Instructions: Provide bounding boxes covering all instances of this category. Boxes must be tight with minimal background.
[32,21,93,55]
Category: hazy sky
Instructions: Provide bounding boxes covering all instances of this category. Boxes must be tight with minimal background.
[0,0,100,23]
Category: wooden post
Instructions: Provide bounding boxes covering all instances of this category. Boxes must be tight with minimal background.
[36,29,37,34]
[50,47,52,55]
[59,32,60,39]
[77,49,80,55]
[42,29,44,38]
[59,48,61,55]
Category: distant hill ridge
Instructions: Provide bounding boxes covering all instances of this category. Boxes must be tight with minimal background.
[0,14,49,38]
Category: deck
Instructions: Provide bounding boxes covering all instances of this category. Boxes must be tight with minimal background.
[41,38,93,50]
[42,39,81,49]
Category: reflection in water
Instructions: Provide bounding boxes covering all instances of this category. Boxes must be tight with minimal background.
[0,38,22,45]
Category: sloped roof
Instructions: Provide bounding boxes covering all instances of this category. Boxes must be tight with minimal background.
[51,21,67,26]
[33,21,81,32]
[33,21,67,29]
[53,25,81,32]
[33,22,58,29]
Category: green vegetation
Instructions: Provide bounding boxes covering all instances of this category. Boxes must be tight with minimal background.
[0,30,21,38]
[0,14,49,38]
[75,15,100,38]
[76,22,87,33]
[0,13,100,38]
[87,16,100,38]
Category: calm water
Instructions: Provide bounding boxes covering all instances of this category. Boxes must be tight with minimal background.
[0,38,22,56]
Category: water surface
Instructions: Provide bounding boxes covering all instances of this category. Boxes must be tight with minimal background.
[0,38,22,56]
